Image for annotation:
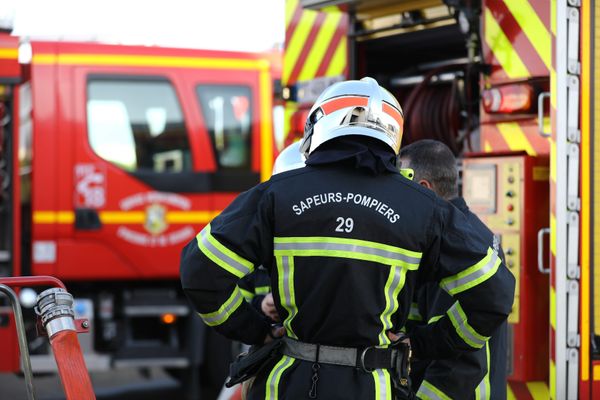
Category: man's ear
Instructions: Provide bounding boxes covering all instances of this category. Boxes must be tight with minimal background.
[418,179,433,190]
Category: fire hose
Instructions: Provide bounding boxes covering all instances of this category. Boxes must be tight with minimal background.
[0,276,96,400]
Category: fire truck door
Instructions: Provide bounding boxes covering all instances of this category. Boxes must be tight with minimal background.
[463,153,550,393]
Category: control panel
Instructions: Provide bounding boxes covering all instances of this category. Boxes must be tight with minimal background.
[463,153,549,382]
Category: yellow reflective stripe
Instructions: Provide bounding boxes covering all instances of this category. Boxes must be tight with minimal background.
[239,287,254,302]
[285,0,298,26]
[484,8,530,79]
[475,342,491,399]
[259,67,274,182]
[372,369,392,400]
[198,286,244,326]
[326,36,347,76]
[284,11,317,83]
[255,286,271,295]
[33,211,75,224]
[496,122,537,156]
[266,355,294,400]
[417,380,452,400]
[274,236,422,269]
[447,302,490,349]
[33,53,269,71]
[277,256,298,339]
[502,0,551,70]
[298,12,342,81]
[197,224,254,278]
[408,302,423,321]
[378,266,407,345]
[440,248,500,295]
[526,381,550,400]
[428,315,443,324]
[0,48,18,59]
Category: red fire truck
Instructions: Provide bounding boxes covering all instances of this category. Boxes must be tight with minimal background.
[0,33,275,395]
[282,0,595,398]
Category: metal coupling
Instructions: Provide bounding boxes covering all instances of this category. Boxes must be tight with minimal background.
[35,288,76,337]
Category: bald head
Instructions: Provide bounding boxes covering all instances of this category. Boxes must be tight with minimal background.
[399,140,459,200]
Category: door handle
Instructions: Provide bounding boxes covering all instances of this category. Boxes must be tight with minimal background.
[537,92,551,137]
[537,227,551,274]
[75,208,102,230]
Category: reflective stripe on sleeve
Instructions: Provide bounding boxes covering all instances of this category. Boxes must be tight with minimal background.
[239,287,254,302]
[372,368,392,400]
[417,380,452,400]
[274,236,422,269]
[408,302,423,321]
[378,265,407,345]
[196,224,254,278]
[277,256,298,339]
[440,247,500,295]
[265,355,295,400]
[256,285,271,295]
[447,301,490,349]
[198,286,244,326]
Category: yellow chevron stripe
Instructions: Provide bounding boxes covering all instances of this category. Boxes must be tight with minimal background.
[507,384,516,400]
[285,0,299,27]
[484,8,530,79]
[326,36,347,77]
[526,382,550,400]
[284,10,317,84]
[496,122,537,155]
[298,12,342,81]
[484,140,493,152]
[502,0,551,71]
[0,48,18,59]
[33,210,220,224]
[33,53,269,71]
[594,364,600,380]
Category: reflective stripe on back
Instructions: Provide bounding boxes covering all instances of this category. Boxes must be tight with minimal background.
[276,256,298,339]
[274,236,422,269]
[372,369,392,400]
[265,355,295,400]
[378,265,407,345]
[447,301,490,349]
[440,247,500,295]
[197,224,254,278]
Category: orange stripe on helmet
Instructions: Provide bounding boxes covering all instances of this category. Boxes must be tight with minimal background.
[320,95,368,114]
[382,102,404,127]
[320,96,404,128]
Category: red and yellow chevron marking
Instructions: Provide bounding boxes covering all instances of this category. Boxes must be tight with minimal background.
[507,381,550,400]
[481,121,550,155]
[284,0,348,86]
[483,0,551,81]
[481,0,552,156]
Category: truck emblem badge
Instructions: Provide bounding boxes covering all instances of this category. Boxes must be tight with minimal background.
[144,203,168,235]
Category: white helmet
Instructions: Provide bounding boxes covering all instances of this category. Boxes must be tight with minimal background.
[300,77,404,157]
[272,141,306,175]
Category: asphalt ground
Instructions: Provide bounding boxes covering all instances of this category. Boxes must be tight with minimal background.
[0,368,192,400]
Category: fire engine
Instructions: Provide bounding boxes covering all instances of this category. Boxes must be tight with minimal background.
[0,33,276,396]
[282,0,594,398]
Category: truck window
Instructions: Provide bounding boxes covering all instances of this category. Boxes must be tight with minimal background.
[87,79,191,173]
[196,85,252,170]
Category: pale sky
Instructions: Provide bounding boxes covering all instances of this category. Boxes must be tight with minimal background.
[1,0,285,52]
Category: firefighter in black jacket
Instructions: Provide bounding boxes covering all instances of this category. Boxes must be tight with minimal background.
[399,140,508,399]
[180,77,515,399]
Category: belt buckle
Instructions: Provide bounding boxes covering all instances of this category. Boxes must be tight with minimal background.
[359,346,375,373]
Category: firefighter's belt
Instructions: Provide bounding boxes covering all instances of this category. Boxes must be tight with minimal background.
[281,337,405,372]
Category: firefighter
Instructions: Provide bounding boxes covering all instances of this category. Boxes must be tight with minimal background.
[399,139,508,399]
[180,77,515,399]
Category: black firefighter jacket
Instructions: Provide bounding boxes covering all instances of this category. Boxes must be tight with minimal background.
[180,138,516,399]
